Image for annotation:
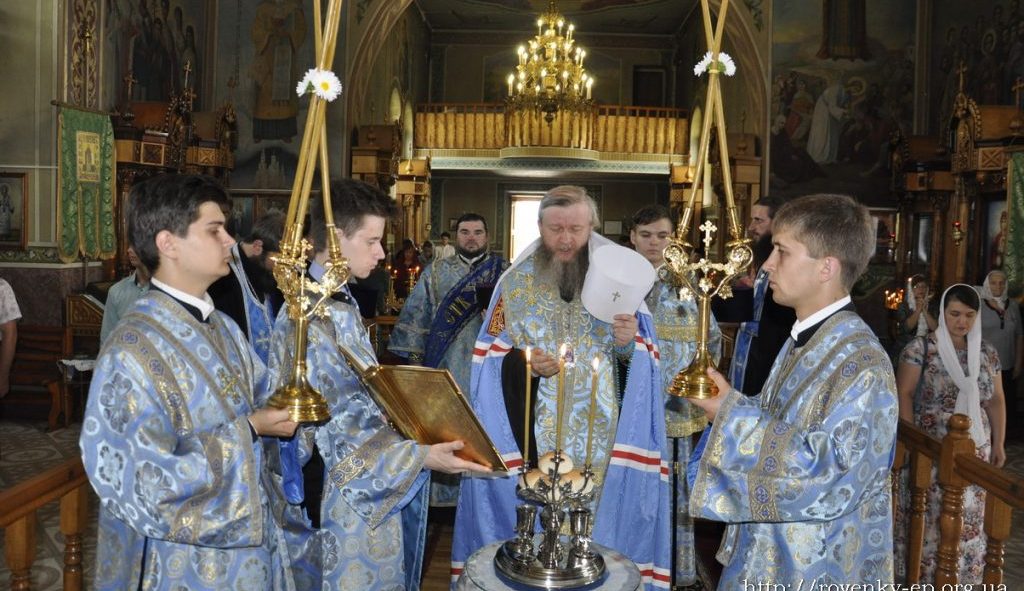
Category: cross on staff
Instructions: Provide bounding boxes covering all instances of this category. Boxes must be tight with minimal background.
[123,73,137,98]
[182,61,193,92]
[699,220,717,254]
[957,61,967,94]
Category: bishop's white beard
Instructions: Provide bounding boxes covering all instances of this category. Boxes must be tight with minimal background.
[536,243,589,303]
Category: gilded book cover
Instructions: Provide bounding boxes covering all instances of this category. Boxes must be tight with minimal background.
[339,345,508,472]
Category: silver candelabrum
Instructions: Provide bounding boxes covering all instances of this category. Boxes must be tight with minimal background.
[494,450,606,588]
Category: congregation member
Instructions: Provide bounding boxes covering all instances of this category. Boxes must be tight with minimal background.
[99,246,150,344]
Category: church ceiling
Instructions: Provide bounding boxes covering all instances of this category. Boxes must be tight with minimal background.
[412,0,694,36]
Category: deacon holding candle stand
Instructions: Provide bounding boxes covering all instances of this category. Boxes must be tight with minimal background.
[452,185,673,589]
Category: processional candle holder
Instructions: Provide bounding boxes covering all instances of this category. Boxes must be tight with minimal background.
[265,0,347,423]
[662,0,752,400]
[494,351,606,588]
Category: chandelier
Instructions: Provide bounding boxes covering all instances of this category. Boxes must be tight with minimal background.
[506,1,594,124]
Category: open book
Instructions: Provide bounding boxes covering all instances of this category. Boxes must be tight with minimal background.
[339,344,508,472]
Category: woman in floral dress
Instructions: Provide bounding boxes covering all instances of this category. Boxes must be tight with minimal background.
[894,284,1007,583]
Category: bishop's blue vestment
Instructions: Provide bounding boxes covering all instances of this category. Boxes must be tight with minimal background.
[452,244,673,590]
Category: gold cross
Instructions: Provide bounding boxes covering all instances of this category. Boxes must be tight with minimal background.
[183,60,193,91]
[957,61,968,94]
[699,220,717,253]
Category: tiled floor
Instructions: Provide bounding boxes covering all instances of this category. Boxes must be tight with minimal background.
[1,419,1021,590]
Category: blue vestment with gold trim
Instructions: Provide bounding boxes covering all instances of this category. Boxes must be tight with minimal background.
[81,291,289,591]
[265,288,430,591]
[452,249,673,589]
[689,311,897,586]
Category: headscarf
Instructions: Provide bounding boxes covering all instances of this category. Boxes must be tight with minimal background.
[906,275,929,336]
[934,284,987,446]
[979,270,1008,313]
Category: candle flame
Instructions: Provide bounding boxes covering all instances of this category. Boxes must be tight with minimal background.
[525,347,531,363]
[591,356,600,371]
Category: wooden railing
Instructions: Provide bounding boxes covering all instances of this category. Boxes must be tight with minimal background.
[893,415,1024,586]
[0,457,89,590]
[414,103,688,156]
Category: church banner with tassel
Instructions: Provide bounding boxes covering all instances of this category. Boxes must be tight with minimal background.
[1007,153,1024,297]
[57,106,116,263]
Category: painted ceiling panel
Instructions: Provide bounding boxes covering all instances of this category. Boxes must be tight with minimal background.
[413,0,694,36]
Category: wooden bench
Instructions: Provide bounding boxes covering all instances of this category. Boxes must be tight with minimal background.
[1,325,68,430]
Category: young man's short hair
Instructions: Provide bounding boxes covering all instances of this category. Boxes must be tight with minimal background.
[455,212,488,233]
[772,193,874,291]
[128,174,230,273]
[440,231,451,239]
[631,204,672,229]
[309,178,397,252]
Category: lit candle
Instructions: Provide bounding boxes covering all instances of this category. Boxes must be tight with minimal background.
[508,74,514,96]
[555,343,567,455]
[584,356,600,468]
[523,347,532,467]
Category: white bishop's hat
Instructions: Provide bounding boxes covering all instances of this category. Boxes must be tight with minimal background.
[581,244,657,323]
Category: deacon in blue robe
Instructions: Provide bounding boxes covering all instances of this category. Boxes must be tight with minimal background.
[647,277,720,588]
[688,194,897,588]
[266,271,431,591]
[389,213,508,506]
[453,227,672,588]
[82,287,291,590]
[81,174,296,591]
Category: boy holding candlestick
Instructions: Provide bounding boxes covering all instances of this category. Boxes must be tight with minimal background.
[689,193,898,587]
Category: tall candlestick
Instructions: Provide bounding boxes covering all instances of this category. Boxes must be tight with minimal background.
[555,343,567,455]
[584,356,600,467]
[523,347,532,467]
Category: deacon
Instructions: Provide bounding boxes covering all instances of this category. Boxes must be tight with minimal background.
[81,174,298,590]
[453,185,672,589]
[629,204,720,590]
[689,193,898,586]
[389,212,508,506]
[266,178,490,590]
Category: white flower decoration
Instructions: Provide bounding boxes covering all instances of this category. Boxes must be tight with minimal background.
[296,68,343,102]
[693,51,737,77]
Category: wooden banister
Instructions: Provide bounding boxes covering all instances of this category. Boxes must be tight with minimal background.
[894,415,1024,586]
[0,457,89,591]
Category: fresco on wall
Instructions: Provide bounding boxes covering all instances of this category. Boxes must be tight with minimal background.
[930,2,1022,135]
[769,0,915,206]
[105,0,209,105]
[211,0,316,189]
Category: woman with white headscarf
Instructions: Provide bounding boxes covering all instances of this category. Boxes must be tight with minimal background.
[893,284,1007,583]
[979,269,1023,420]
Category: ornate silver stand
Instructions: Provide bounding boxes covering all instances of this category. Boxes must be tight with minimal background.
[494,452,606,589]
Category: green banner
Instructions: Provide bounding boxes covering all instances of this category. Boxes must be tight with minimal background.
[1008,153,1024,298]
[58,107,116,263]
